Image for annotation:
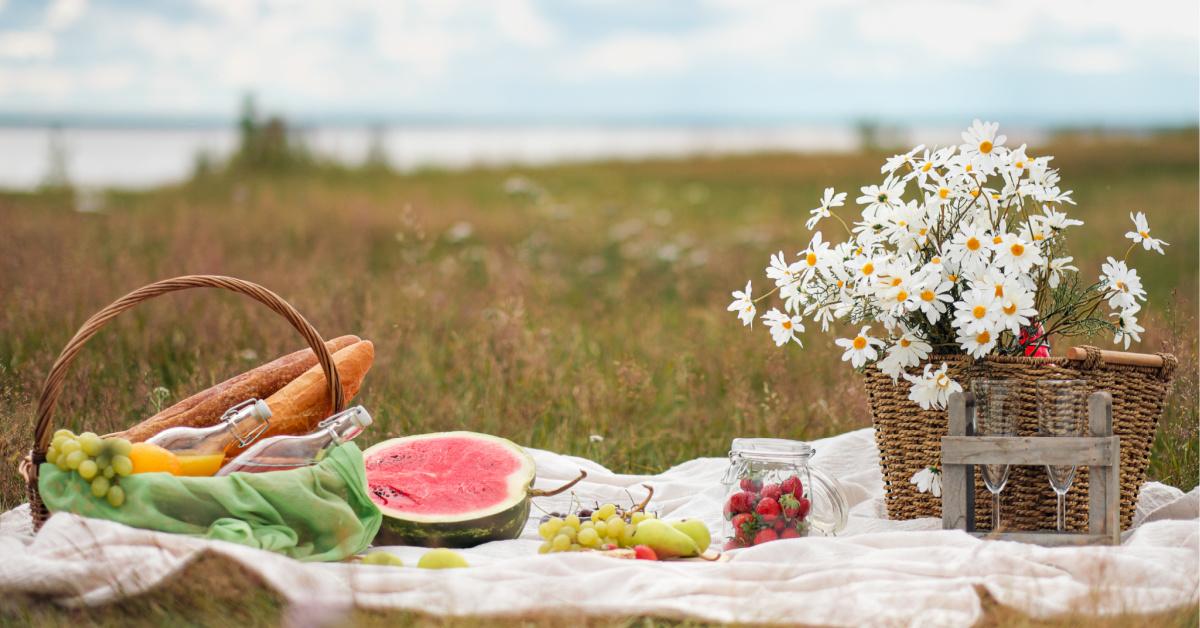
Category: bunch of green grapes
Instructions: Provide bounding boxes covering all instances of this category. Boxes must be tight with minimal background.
[536,503,657,553]
[45,429,133,507]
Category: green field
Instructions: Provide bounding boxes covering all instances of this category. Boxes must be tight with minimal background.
[0,130,1196,625]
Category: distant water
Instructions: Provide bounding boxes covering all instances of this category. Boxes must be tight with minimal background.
[0,124,1045,190]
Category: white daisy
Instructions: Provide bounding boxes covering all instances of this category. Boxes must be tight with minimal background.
[957,327,998,359]
[1124,212,1168,254]
[835,326,885,368]
[1100,257,1146,310]
[762,308,804,347]
[952,288,1000,335]
[946,224,992,268]
[993,233,1043,274]
[1112,308,1144,350]
[1047,256,1078,289]
[727,280,755,327]
[996,286,1038,334]
[910,466,942,497]
[904,362,962,410]
[856,174,906,220]
[1040,205,1083,231]
[887,332,932,369]
[806,187,847,230]
[882,144,925,175]
[913,277,954,324]
[959,119,1007,174]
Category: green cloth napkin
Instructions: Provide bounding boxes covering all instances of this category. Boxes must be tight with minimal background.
[39,442,382,562]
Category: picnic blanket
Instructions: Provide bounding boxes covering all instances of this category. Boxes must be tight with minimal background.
[2,427,1196,626]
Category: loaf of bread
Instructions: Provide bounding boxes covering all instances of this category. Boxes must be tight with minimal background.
[228,339,374,455]
[110,334,360,442]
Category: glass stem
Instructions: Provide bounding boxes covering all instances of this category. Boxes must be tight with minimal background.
[1056,492,1065,532]
[992,491,1001,531]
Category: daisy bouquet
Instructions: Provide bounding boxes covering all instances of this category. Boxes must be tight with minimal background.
[729,120,1168,412]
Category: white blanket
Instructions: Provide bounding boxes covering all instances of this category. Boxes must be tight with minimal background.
[2,428,1196,626]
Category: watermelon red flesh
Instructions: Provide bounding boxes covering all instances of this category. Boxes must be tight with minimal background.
[363,432,536,548]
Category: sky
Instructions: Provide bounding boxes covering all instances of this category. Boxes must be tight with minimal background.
[0,0,1197,125]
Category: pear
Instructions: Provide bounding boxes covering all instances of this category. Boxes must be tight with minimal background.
[631,519,700,559]
[670,519,712,553]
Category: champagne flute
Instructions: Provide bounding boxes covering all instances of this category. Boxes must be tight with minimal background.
[1038,379,1085,532]
[971,378,1015,531]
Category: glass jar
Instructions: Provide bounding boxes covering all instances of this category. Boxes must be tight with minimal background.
[720,438,848,548]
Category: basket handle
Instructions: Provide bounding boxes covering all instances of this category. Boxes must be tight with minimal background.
[30,275,345,455]
[1067,346,1177,380]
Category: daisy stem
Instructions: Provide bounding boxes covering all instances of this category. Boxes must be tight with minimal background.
[1122,242,1137,262]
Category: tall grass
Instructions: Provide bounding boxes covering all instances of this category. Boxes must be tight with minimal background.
[0,131,1195,516]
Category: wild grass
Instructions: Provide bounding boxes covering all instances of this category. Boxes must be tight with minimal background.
[0,130,1195,625]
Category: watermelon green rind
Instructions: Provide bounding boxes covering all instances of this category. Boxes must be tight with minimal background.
[363,431,537,548]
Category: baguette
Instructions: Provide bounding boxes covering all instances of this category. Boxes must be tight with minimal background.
[109,334,359,442]
[229,340,374,454]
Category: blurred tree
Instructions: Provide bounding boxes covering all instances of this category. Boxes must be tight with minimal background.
[363,123,392,173]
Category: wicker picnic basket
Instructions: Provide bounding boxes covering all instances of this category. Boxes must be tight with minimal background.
[19,275,346,530]
[865,346,1177,532]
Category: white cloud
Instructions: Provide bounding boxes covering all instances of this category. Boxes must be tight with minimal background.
[569,33,689,77]
[0,31,55,60]
[46,0,87,31]
[494,0,558,47]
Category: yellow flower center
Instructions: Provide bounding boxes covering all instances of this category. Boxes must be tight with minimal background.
[806,252,818,266]
[836,279,845,288]
[1015,160,1024,168]
[1116,280,1127,292]
[921,289,935,302]
[991,193,1001,200]
[1003,301,1018,315]
[966,237,981,251]
[994,285,1004,298]
[1033,233,1045,241]
[966,164,974,172]
[899,338,911,347]
[992,235,1003,245]
[744,306,752,313]
[782,320,792,330]
[976,330,991,344]
[938,187,949,199]
[948,274,959,282]
[897,220,907,227]
[1139,230,1148,238]
[1010,243,1025,256]
[972,305,987,319]
[891,277,902,287]
[931,256,941,264]
[921,162,933,172]
[853,336,868,350]
[896,290,908,302]
[935,373,950,387]
[979,140,993,154]
[862,262,875,275]
[971,188,981,198]
[919,228,928,236]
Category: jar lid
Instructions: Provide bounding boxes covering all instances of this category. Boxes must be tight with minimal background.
[730,438,813,460]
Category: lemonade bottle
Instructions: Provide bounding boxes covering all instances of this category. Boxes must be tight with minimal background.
[215,406,372,475]
[146,398,272,476]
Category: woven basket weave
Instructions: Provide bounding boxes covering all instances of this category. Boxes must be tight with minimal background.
[19,275,346,531]
[865,346,1176,532]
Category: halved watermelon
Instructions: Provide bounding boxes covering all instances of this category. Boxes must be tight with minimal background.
[364,431,538,548]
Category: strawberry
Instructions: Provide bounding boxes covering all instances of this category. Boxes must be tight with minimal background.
[731,512,757,543]
[752,528,779,545]
[779,493,801,519]
[739,477,762,493]
[760,483,783,501]
[723,538,744,551]
[780,526,802,539]
[725,491,756,518]
[755,496,781,521]
[773,517,786,531]
[797,497,811,520]
[633,545,659,561]
[780,475,803,499]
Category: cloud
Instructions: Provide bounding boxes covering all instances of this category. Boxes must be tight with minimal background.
[0,31,55,60]
[568,33,690,77]
[46,0,87,31]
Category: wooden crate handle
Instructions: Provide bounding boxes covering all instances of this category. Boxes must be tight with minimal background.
[1066,347,1164,368]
